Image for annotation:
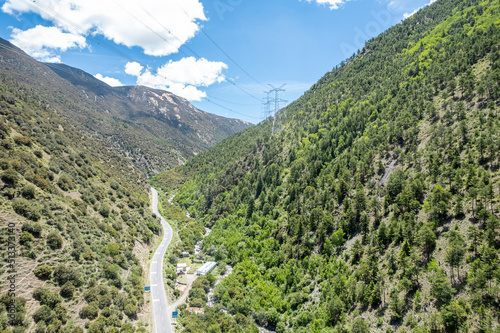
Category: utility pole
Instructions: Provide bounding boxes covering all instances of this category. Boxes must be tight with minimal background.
[266,84,287,136]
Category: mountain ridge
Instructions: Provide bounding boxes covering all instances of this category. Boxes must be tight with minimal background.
[0,38,251,176]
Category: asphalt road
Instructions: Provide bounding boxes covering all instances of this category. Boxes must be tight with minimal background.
[150,187,174,333]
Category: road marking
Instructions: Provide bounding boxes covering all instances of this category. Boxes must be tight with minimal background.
[152,261,157,264]
[151,272,157,274]
[151,284,158,287]
[153,299,160,302]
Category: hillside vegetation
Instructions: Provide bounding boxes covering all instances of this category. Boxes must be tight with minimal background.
[154,0,500,332]
[0,72,161,332]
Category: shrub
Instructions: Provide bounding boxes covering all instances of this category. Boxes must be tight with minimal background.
[83,288,99,303]
[21,184,36,199]
[12,198,41,221]
[1,169,19,187]
[13,135,32,146]
[33,305,54,323]
[46,231,63,250]
[99,204,111,218]
[80,304,99,320]
[54,303,68,322]
[352,318,369,333]
[123,303,137,318]
[34,265,53,280]
[33,287,61,308]
[53,264,81,286]
[19,231,34,245]
[57,174,73,191]
[98,295,112,309]
[22,222,42,237]
[60,282,75,299]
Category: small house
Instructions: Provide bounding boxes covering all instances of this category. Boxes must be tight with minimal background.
[176,263,187,274]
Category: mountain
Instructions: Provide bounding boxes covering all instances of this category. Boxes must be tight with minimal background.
[0,56,162,331]
[153,0,500,332]
[0,38,251,176]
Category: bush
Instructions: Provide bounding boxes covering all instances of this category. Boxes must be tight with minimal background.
[21,184,36,199]
[13,135,32,146]
[80,304,99,320]
[83,288,99,303]
[1,169,19,187]
[19,231,34,245]
[54,303,68,322]
[33,305,54,323]
[352,318,369,333]
[12,198,41,221]
[22,222,42,237]
[99,204,111,218]
[123,303,137,318]
[34,265,53,280]
[57,174,73,191]
[53,264,81,286]
[60,282,75,299]
[46,231,63,250]
[33,287,61,308]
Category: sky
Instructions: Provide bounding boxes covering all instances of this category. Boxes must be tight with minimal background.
[0,0,437,124]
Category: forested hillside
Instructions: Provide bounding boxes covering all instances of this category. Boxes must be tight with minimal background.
[154,0,500,331]
[0,71,161,332]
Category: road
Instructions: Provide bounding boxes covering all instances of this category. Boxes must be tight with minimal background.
[150,187,174,333]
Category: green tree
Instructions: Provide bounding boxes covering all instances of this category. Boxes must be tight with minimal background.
[441,299,467,332]
[416,225,436,260]
[430,267,455,303]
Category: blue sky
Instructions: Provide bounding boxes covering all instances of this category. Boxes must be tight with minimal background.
[0,0,436,124]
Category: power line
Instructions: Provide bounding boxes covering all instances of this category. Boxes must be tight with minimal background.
[131,1,263,102]
[200,31,267,89]
[209,95,260,107]
[170,0,267,89]
[204,98,261,121]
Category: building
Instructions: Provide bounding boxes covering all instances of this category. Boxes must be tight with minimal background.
[196,261,217,276]
[186,306,205,314]
[176,263,187,274]
[182,251,190,258]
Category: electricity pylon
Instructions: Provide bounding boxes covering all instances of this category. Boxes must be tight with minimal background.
[266,84,287,136]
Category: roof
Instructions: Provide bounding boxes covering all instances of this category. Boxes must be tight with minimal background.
[196,261,217,273]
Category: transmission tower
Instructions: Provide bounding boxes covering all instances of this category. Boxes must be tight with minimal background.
[262,90,272,120]
[266,84,287,136]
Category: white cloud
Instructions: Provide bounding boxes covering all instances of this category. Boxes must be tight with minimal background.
[2,0,206,57]
[125,62,144,77]
[9,25,86,62]
[125,57,228,101]
[403,0,437,18]
[304,0,352,10]
[94,73,123,87]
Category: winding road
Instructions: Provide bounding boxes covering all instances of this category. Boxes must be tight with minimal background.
[150,187,174,333]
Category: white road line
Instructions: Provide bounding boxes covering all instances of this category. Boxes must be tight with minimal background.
[151,284,158,287]
[153,299,160,302]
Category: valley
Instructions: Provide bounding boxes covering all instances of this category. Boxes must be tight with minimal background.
[0,0,499,332]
